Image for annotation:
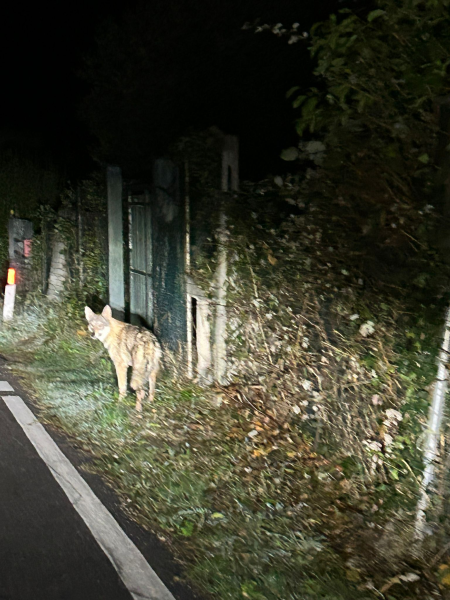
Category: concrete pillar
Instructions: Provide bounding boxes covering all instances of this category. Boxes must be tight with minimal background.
[197,298,212,384]
[47,238,67,299]
[107,166,125,317]
[214,135,239,384]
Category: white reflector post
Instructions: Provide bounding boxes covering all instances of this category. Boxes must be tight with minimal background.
[3,283,16,321]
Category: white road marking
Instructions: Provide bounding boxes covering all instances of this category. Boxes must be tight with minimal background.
[2,395,175,600]
[0,381,14,391]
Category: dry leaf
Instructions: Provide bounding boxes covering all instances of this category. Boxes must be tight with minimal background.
[438,565,450,587]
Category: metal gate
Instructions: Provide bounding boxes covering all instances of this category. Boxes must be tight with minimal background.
[124,161,187,354]
[152,159,187,353]
[127,189,153,326]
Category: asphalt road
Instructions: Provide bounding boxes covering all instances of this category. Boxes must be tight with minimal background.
[0,361,200,600]
[0,392,134,600]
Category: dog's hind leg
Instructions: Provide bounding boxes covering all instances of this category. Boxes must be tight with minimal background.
[148,368,157,402]
[130,347,146,411]
[135,389,145,413]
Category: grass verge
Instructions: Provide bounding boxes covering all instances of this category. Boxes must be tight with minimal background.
[0,296,447,600]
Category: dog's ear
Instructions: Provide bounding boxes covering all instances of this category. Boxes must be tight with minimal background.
[102,305,113,319]
[85,306,95,321]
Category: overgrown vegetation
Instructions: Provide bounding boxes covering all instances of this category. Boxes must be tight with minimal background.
[281,0,450,285]
[0,291,444,600]
[1,235,450,600]
[3,157,450,600]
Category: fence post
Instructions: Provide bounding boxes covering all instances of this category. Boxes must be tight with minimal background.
[107,166,125,318]
[214,135,239,384]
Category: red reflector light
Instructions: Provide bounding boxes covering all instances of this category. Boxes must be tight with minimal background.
[7,268,15,285]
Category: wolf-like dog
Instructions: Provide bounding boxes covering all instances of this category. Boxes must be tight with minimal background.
[85,305,162,412]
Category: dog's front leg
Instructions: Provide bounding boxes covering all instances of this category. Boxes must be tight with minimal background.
[114,361,128,398]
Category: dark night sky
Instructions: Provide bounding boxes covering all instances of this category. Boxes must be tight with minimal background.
[0,1,134,178]
[0,1,343,181]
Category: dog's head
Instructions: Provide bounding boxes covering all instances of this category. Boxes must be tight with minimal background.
[84,305,112,342]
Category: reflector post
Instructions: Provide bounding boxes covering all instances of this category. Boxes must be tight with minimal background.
[7,268,15,285]
[3,283,16,321]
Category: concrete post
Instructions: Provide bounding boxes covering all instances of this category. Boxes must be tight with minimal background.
[47,238,68,299]
[107,166,125,318]
[197,298,212,384]
[3,284,16,321]
[214,135,239,384]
